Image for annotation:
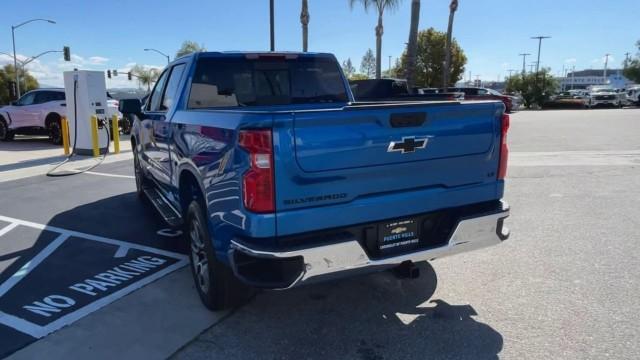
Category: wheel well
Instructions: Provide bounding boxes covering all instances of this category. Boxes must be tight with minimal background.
[45,112,61,127]
[179,170,204,216]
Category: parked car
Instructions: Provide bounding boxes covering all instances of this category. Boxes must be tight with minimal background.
[0,88,122,143]
[0,89,67,143]
[119,51,510,311]
[445,87,515,113]
[543,91,589,109]
[625,85,640,105]
[587,86,623,108]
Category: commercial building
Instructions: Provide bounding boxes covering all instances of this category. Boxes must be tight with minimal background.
[561,69,634,90]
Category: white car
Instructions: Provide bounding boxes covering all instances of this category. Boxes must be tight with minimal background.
[0,88,121,143]
[587,86,623,108]
[625,86,640,105]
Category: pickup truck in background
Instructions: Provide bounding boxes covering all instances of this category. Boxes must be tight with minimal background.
[119,52,511,311]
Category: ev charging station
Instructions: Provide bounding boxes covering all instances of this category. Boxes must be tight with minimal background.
[63,70,109,156]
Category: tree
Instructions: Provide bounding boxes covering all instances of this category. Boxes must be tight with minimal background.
[405,0,420,91]
[622,40,640,83]
[0,65,38,105]
[505,69,558,108]
[349,0,402,79]
[300,0,310,52]
[360,49,376,78]
[176,40,206,58]
[342,58,356,78]
[442,0,458,87]
[349,73,370,80]
[393,28,467,88]
[131,65,160,92]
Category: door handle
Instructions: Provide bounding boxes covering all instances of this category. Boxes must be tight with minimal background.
[390,112,426,128]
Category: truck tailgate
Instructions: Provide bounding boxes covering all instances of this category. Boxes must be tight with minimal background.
[273,101,505,236]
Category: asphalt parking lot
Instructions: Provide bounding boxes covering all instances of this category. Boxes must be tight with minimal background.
[0,108,639,359]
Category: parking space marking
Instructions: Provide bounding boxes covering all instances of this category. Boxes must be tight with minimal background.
[0,214,188,339]
[0,233,69,298]
[0,223,19,237]
[84,171,135,179]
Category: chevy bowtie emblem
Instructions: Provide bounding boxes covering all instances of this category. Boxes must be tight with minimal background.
[387,136,429,154]
[390,226,408,234]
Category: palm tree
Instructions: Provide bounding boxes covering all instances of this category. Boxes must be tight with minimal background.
[300,0,310,52]
[405,0,420,91]
[131,65,160,92]
[349,0,402,79]
[442,0,458,88]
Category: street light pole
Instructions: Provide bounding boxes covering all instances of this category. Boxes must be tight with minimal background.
[11,18,56,98]
[270,0,275,51]
[603,53,610,84]
[144,48,170,64]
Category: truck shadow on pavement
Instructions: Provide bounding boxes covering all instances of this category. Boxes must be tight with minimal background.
[177,263,503,360]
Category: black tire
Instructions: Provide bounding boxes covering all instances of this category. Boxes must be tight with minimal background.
[186,200,247,311]
[0,118,14,141]
[133,144,148,198]
[121,116,132,135]
[47,118,63,145]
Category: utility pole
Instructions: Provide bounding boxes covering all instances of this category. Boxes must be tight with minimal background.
[388,55,392,73]
[603,53,610,84]
[519,53,531,78]
[531,36,551,75]
[624,52,631,67]
[529,63,536,73]
[507,69,516,78]
[269,0,275,51]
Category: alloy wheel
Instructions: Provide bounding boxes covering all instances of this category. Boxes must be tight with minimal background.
[190,217,210,294]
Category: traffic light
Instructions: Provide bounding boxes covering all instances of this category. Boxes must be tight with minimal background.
[63,46,71,61]
[127,72,132,81]
[107,70,111,79]
[113,69,118,77]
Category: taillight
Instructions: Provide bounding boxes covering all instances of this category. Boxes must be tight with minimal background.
[498,113,509,180]
[239,129,275,213]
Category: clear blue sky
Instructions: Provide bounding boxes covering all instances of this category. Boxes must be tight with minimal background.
[1,0,638,87]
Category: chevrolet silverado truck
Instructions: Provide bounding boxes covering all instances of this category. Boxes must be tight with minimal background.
[119,52,511,311]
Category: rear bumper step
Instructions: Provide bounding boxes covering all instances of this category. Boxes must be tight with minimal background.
[229,200,510,289]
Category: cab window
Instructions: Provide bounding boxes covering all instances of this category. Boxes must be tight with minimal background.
[161,64,187,111]
[148,70,170,112]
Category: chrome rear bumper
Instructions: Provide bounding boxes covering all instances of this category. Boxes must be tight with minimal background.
[229,201,509,289]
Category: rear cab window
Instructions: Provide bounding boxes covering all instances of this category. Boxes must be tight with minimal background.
[188,54,348,109]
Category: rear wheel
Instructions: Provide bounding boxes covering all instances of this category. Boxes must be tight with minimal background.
[47,117,62,145]
[187,200,248,311]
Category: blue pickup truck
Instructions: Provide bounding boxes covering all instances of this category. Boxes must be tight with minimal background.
[119,52,510,310]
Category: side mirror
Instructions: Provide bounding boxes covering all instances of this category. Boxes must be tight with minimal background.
[118,98,142,115]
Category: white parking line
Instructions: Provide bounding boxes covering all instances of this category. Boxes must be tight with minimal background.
[0,222,19,237]
[84,171,134,179]
[0,233,69,298]
[0,214,188,339]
